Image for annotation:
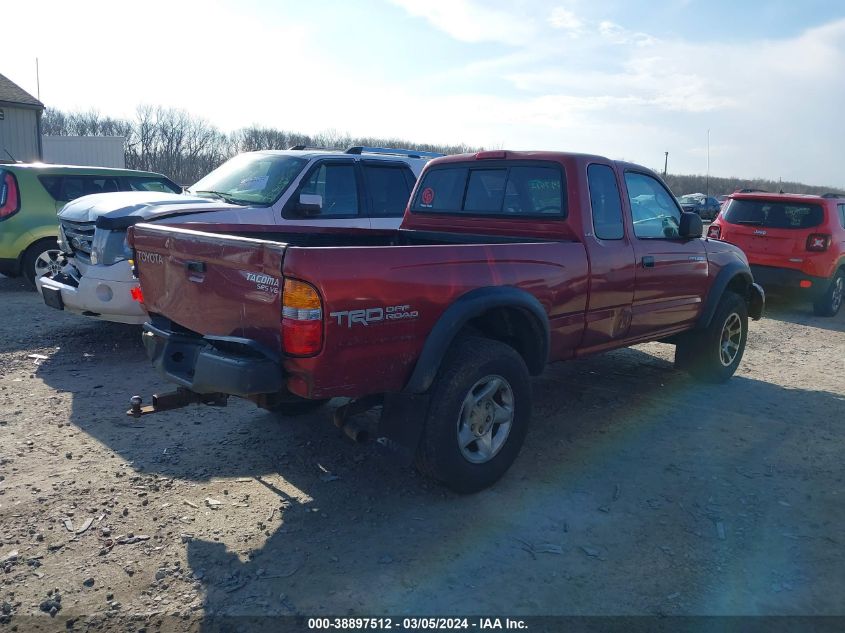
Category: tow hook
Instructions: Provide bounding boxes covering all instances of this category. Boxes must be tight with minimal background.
[127,388,228,418]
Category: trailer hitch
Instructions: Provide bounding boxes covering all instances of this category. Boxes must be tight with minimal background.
[127,388,228,418]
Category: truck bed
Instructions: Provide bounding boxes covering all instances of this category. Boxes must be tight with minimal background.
[129,222,590,398]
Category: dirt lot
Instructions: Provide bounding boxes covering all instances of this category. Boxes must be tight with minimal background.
[1,273,844,630]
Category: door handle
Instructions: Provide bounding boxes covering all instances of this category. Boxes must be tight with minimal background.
[641,256,655,268]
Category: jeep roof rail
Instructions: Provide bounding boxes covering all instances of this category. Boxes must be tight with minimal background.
[821,192,844,198]
[345,146,445,159]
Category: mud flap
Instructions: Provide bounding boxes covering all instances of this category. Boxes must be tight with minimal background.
[377,392,431,466]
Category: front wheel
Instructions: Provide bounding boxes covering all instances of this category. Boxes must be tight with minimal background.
[676,291,748,383]
[813,270,844,317]
[415,337,531,493]
[22,238,62,289]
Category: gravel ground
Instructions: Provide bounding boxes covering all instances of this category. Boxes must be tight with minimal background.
[1,273,844,631]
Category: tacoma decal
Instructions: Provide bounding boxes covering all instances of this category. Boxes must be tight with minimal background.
[330,304,419,328]
[243,271,280,294]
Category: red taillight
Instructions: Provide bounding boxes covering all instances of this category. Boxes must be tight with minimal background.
[281,278,323,356]
[707,224,721,239]
[799,280,813,288]
[130,285,144,303]
[0,172,20,220]
[806,233,831,252]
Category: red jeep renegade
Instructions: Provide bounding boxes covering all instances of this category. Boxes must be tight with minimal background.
[709,192,845,316]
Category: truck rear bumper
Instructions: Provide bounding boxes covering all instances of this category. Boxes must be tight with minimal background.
[142,322,282,397]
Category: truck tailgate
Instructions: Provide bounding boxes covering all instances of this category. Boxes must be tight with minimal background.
[129,223,285,350]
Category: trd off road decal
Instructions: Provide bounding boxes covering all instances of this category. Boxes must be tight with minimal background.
[243,271,280,294]
[330,304,419,327]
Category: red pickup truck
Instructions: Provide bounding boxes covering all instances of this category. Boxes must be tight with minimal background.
[128,151,764,492]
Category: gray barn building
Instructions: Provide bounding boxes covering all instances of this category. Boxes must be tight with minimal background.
[0,73,44,163]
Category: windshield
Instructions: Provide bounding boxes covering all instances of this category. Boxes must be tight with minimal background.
[189,153,307,206]
[723,199,824,229]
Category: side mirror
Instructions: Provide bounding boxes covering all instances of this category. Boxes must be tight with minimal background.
[296,193,323,216]
[679,211,703,239]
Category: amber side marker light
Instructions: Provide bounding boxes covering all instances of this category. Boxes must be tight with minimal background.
[282,278,323,356]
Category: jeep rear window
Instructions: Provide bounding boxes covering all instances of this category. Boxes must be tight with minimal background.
[412,162,566,218]
[723,199,824,229]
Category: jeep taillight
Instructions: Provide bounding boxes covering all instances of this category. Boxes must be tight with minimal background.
[0,172,20,221]
[806,233,831,252]
[282,278,323,356]
[707,224,721,239]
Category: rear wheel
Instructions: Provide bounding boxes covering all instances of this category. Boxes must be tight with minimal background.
[415,337,531,493]
[22,238,62,289]
[675,291,748,383]
[813,269,844,317]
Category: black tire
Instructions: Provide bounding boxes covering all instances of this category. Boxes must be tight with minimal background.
[265,397,329,417]
[22,238,61,289]
[812,269,844,317]
[415,336,531,494]
[675,291,748,384]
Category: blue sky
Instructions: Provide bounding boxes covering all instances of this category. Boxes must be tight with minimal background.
[4,0,845,186]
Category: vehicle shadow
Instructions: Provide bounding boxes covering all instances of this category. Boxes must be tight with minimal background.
[32,333,845,621]
[760,293,845,333]
[0,274,141,355]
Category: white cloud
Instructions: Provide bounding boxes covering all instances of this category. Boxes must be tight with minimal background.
[387,0,537,45]
[598,20,656,46]
[548,8,583,33]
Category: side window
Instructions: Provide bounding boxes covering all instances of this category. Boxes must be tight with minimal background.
[624,172,681,239]
[87,177,120,194]
[363,165,411,217]
[588,164,624,240]
[464,169,507,212]
[37,175,62,200]
[60,177,84,201]
[299,163,358,217]
[838,204,845,229]
[128,177,181,194]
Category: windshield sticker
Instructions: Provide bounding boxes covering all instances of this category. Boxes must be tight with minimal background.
[420,187,435,207]
[236,175,269,191]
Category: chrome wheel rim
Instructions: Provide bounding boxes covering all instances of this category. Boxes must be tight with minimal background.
[456,374,514,464]
[831,276,844,313]
[34,249,62,278]
[719,312,742,367]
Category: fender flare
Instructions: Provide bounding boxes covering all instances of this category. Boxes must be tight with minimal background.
[403,286,550,394]
[696,262,753,329]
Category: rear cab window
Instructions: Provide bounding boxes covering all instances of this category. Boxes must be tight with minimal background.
[723,199,824,229]
[411,161,566,217]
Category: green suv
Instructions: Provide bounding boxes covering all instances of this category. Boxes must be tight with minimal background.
[0,163,181,287]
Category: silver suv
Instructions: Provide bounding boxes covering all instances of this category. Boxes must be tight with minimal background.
[38,146,440,324]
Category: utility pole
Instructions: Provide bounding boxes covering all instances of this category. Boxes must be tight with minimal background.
[663,151,668,176]
[36,58,41,101]
[706,129,711,197]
